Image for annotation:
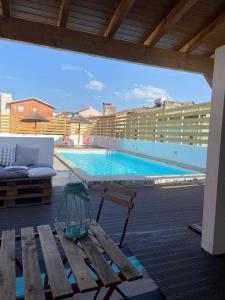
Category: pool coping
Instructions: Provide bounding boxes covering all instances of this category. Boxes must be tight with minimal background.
[54,148,205,187]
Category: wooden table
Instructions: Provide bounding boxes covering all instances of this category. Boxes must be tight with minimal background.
[0,224,142,300]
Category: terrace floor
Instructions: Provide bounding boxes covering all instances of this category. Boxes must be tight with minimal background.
[1,174,225,299]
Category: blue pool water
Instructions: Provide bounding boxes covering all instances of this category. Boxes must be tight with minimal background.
[60,151,191,176]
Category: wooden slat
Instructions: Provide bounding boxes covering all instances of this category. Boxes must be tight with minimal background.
[21,227,45,300]
[103,193,133,209]
[57,0,72,27]
[179,9,225,53]
[92,101,210,145]
[1,0,11,17]
[91,225,141,281]
[54,224,97,293]
[144,0,197,46]
[79,236,121,287]
[38,225,73,299]
[0,230,15,300]
[105,184,136,197]
[104,0,136,38]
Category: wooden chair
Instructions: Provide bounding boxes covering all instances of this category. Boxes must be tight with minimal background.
[96,184,137,248]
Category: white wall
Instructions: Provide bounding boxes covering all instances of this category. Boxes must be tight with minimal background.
[0,93,12,115]
[92,136,207,170]
[0,136,54,166]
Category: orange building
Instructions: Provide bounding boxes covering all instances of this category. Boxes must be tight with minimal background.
[9,97,55,117]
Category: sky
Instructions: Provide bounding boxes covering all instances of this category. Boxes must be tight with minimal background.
[0,39,212,113]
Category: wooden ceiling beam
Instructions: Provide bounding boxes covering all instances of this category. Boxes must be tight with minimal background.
[57,0,72,27]
[144,0,197,47]
[203,73,212,88]
[0,16,213,76]
[104,0,136,38]
[179,10,225,53]
[1,0,11,17]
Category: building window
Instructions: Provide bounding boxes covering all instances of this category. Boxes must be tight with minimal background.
[18,106,24,112]
[33,107,37,112]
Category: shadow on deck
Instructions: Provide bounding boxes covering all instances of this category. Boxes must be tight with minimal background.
[1,183,225,299]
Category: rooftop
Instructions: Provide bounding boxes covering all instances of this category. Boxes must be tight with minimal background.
[9,97,55,109]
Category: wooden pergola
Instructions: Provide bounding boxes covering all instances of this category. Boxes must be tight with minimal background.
[0,0,221,82]
[1,0,225,255]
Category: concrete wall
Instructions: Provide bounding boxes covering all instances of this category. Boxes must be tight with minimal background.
[92,136,207,170]
[0,136,54,166]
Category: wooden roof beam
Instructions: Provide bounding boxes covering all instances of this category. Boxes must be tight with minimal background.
[57,0,72,27]
[0,16,213,76]
[179,10,225,53]
[104,0,136,38]
[203,73,212,88]
[144,0,197,47]
[1,0,11,17]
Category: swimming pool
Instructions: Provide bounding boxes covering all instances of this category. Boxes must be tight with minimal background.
[59,150,191,176]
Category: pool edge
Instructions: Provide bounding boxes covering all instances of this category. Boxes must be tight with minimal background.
[54,149,205,188]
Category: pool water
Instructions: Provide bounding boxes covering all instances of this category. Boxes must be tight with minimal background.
[60,151,191,176]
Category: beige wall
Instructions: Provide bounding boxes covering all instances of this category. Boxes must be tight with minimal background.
[79,107,102,117]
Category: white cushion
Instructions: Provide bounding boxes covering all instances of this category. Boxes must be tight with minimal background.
[28,167,56,178]
[5,166,28,170]
[15,145,39,166]
[0,145,16,167]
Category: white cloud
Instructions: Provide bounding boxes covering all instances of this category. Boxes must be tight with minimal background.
[4,75,16,80]
[60,64,81,71]
[60,64,93,79]
[84,70,93,78]
[120,84,169,103]
[114,91,121,96]
[85,80,105,91]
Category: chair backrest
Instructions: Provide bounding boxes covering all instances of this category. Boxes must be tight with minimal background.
[96,184,136,247]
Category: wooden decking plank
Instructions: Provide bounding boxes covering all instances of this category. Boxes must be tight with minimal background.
[79,235,121,287]
[21,227,45,300]
[0,230,16,300]
[54,224,97,293]
[90,225,142,281]
[38,225,73,299]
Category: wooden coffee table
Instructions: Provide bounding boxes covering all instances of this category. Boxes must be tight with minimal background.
[0,224,142,300]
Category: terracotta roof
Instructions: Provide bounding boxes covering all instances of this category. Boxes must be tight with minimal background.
[9,97,55,109]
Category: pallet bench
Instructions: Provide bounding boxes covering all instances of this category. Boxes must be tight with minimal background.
[0,177,52,208]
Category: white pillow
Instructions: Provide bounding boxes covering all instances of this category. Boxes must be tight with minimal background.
[5,166,28,170]
[28,167,56,178]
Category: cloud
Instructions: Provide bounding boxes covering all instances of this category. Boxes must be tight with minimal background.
[117,84,169,103]
[60,64,81,71]
[84,70,93,78]
[4,75,16,80]
[60,64,93,78]
[85,80,105,91]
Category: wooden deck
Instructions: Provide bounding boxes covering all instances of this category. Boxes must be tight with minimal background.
[1,183,225,299]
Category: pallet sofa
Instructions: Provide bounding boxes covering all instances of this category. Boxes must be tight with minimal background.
[0,176,52,208]
[0,137,55,208]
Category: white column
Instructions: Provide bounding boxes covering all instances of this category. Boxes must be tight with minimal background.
[202,45,225,254]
